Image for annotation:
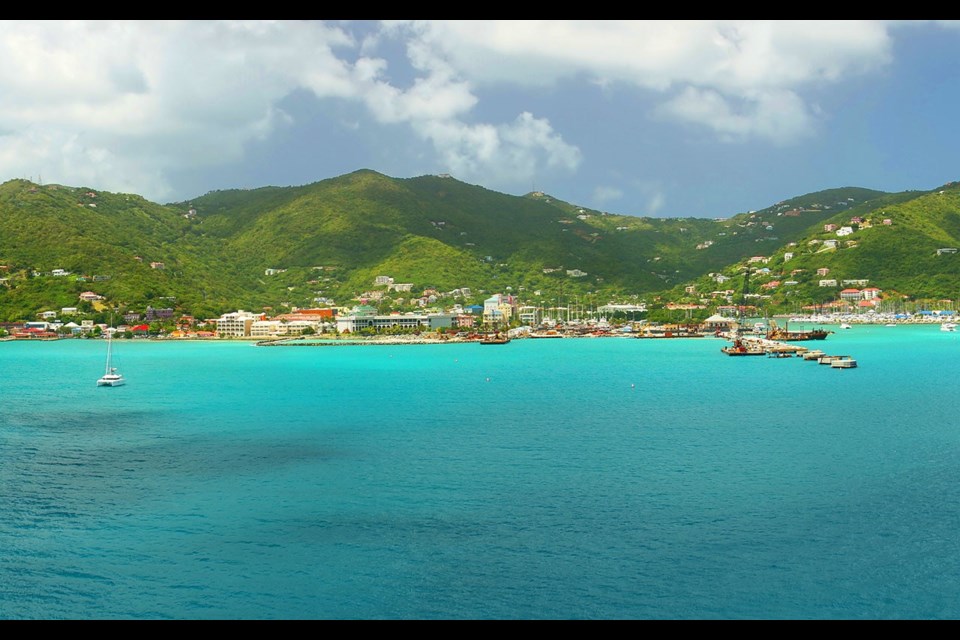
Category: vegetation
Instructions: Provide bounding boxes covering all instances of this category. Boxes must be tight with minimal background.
[2,170,960,326]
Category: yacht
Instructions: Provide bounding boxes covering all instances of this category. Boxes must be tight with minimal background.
[97,331,126,387]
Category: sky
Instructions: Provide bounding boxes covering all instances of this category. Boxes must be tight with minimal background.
[1,20,959,219]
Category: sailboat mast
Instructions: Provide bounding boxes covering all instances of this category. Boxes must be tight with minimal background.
[104,330,113,374]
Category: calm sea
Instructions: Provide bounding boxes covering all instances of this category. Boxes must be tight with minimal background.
[2,325,959,620]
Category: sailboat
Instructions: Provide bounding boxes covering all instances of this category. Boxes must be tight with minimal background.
[97,329,125,387]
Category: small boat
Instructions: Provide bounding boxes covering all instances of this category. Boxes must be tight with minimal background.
[839,322,852,330]
[479,332,511,345]
[97,330,125,386]
[768,351,794,358]
[830,357,858,369]
[941,322,957,332]
[721,338,765,356]
[529,329,563,338]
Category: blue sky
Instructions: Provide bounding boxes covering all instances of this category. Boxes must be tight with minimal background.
[2,20,959,218]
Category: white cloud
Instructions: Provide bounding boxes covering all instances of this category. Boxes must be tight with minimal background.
[389,20,893,143]
[0,20,356,200]
[0,20,916,203]
[656,86,815,144]
[645,191,667,216]
[416,112,581,188]
[592,186,623,207]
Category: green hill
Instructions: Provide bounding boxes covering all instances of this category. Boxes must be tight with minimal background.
[2,169,958,324]
[672,182,960,312]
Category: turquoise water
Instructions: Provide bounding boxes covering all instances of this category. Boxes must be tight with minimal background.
[2,326,960,619]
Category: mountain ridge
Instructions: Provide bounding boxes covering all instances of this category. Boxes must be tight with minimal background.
[1,170,957,323]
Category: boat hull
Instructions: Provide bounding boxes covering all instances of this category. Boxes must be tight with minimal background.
[97,375,125,387]
[767,330,830,341]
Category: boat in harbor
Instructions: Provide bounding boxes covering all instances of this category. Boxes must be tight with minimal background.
[96,330,125,387]
[766,319,831,341]
[941,322,957,332]
[721,338,765,356]
[636,326,705,338]
[479,332,511,345]
[529,329,564,338]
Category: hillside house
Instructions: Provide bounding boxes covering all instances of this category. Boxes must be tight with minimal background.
[840,288,862,301]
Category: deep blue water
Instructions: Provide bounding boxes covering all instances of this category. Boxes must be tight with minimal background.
[2,325,960,619]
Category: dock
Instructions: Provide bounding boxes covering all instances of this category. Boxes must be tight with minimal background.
[723,336,857,368]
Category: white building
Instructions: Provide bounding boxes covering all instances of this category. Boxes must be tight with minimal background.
[336,313,455,333]
[250,320,284,337]
[216,310,263,337]
[483,294,517,325]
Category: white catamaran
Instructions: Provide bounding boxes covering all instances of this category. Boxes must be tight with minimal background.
[96,330,125,387]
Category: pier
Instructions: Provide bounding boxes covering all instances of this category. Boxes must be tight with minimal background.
[723,334,856,367]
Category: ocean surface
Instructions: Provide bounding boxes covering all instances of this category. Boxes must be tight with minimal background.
[2,325,960,620]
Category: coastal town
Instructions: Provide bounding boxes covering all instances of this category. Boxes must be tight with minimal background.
[1,278,956,344]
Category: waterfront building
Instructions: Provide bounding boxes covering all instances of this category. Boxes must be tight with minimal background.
[336,312,456,334]
[483,293,517,326]
[216,310,264,337]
